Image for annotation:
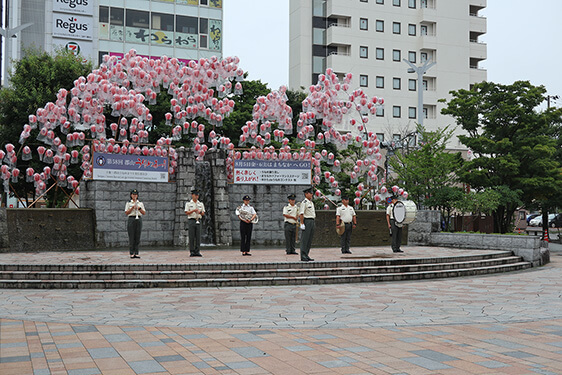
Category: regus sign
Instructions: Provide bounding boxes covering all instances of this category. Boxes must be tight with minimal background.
[53,0,93,15]
[53,14,93,40]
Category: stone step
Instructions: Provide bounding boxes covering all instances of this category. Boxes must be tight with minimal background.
[0,261,532,289]
[0,256,524,281]
[0,251,515,272]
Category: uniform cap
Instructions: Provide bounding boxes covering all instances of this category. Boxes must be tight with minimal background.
[130,189,139,195]
[242,195,251,201]
[191,188,200,195]
[303,187,314,194]
[287,193,296,200]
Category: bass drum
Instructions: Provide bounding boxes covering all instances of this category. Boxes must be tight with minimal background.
[393,201,417,226]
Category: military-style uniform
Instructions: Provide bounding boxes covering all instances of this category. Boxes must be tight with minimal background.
[124,191,145,257]
[185,198,205,256]
[236,196,256,255]
[299,191,316,261]
[336,202,356,254]
[386,200,403,253]
[282,198,299,254]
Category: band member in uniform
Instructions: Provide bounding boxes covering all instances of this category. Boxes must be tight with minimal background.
[336,196,357,254]
[282,193,299,254]
[299,187,316,262]
[236,195,257,256]
[185,188,205,257]
[124,189,146,259]
[386,195,404,253]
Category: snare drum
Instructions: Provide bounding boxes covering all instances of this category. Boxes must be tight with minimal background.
[393,201,417,226]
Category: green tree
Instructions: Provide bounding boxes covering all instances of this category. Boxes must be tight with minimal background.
[441,81,562,233]
[387,125,463,207]
[0,48,93,207]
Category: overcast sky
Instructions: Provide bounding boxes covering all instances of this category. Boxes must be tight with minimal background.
[224,0,562,106]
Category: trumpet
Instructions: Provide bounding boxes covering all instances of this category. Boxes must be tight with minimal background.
[237,206,259,224]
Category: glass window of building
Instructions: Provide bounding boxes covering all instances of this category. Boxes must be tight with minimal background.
[393,22,400,34]
[408,79,416,91]
[376,133,385,141]
[100,6,109,23]
[360,46,368,58]
[376,76,384,88]
[152,13,174,31]
[392,49,400,61]
[110,7,124,25]
[313,0,326,17]
[376,0,384,3]
[408,51,416,62]
[421,52,428,62]
[393,77,401,90]
[409,107,416,119]
[176,16,198,33]
[376,48,384,60]
[408,24,416,35]
[376,20,384,32]
[393,0,400,6]
[126,9,149,28]
[360,18,368,30]
[376,107,384,117]
[409,0,416,8]
[360,75,368,87]
[393,106,401,118]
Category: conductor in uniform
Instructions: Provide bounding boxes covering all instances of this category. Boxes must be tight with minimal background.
[185,188,205,257]
[282,193,299,254]
[299,187,316,262]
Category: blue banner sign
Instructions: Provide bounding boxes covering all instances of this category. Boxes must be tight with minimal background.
[92,152,169,182]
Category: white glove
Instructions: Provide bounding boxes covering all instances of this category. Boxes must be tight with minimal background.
[300,224,305,230]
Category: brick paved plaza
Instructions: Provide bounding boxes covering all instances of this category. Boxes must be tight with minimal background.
[1,246,561,374]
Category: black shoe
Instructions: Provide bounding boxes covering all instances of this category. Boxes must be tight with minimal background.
[342,250,352,254]
[393,250,404,253]
[287,252,298,255]
[301,258,314,262]
[242,253,251,256]
[190,253,202,257]
[133,255,140,258]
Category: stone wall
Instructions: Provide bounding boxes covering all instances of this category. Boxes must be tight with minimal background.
[2,208,95,252]
[80,180,176,248]
[0,208,9,250]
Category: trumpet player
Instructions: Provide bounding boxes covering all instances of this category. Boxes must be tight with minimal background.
[236,195,257,256]
[124,189,146,259]
[185,188,205,257]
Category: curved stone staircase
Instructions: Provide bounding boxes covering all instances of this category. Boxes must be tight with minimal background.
[0,251,531,289]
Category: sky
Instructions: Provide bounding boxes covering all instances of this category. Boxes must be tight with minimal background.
[224,0,562,106]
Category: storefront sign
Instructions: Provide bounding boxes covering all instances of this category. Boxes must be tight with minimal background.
[53,13,93,40]
[53,0,94,15]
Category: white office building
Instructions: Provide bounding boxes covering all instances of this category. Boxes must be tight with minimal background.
[3,0,222,82]
[289,0,487,150]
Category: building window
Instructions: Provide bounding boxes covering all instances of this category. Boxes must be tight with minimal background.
[126,9,149,28]
[176,15,198,34]
[376,0,384,3]
[110,8,124,25]
[393,22,401,34]
[100,6,109,23]
[361,0,368,2]
[408,24,416,36]
[421,25,428,35]
[376,20,384,32]
[423,107,428,118]
[408,51,416,62]
[360,75,368,87]
[409,0,416,8]
[360,46,368,58]
[409,107,416,119]
[393,0,401,6]
[421,52,428,62]
[376,76,384,88]
[422,79,428,90]
[360,18,368,30]
[152,12,174,31]
[392,49,401,61]
[393,77,401,90]
[376,47,384,60]
[408,79,416,91]
[376,133,385,141]
[393,106,401,118]
[376,107,384,117]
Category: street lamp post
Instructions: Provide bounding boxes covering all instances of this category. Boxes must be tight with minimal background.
[402,59,436,128]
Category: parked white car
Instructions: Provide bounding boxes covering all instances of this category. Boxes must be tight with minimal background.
[529,214,556,226]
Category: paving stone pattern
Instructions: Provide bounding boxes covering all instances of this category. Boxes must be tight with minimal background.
[1,246,561,374]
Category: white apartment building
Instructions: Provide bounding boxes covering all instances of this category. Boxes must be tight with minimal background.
[3,0,222,82]
[289,0,487,150]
